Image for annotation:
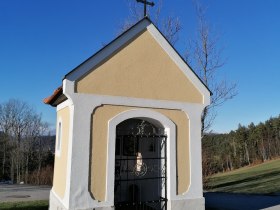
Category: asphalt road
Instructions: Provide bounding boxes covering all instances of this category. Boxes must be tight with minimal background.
[205,192,280,210]
[1,185,280,210]
[0,184,51,202]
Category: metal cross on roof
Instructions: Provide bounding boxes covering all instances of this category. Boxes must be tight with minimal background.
[136,0,155,17]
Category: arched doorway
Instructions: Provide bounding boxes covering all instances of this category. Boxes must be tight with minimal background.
[114,118,167,210]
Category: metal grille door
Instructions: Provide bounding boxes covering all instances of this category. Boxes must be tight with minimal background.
[114,134,167,210]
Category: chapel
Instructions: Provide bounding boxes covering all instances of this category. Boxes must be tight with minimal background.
[44,17,211,210]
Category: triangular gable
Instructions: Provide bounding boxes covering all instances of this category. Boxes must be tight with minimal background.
[64,18,211,105]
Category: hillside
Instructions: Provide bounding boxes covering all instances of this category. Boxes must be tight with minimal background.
[206,158,280,194]
[202,115,280,177]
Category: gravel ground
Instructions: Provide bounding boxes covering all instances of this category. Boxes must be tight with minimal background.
[0,184,51,203]
[205,192,280,210]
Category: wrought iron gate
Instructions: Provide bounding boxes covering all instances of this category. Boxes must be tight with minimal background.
[114,134,167,210]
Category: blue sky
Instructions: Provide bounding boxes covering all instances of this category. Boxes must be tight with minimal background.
[0,0,279,133]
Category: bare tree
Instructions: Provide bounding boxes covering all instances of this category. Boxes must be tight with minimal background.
[0,101,17,182]
[23,113,47,183]
[0,99,50,184]
[0,104,7,178]
[186,1,237,135]
[120,0,236,135]
[119,0,181,46]
[34,121,49,184]
[7,100,33,183]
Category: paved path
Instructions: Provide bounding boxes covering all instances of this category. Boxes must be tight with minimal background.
[0,184,51,202]
[205,192,280,210]
[1,185,280,210]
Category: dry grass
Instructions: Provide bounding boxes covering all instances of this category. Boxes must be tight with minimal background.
[0,200,48,210]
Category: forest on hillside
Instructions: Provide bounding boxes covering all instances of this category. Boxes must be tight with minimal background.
[202,115,280,177]
[0,99,55,185]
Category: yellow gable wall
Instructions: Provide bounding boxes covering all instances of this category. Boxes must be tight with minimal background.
[53,106,70,199]
[76,30,203,103]
[90,105,190,201]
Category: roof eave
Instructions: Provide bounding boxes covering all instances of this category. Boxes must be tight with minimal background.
[64,17,152,80]
[43,86,65,107]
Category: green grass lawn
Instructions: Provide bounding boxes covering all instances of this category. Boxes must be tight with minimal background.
[0,200,48,210]
[206,158,280,194]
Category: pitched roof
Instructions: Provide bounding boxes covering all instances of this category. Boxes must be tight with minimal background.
[64,18,152,80]
[44,17,211,106]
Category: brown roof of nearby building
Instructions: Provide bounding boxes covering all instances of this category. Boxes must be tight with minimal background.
[43,86,66,107]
